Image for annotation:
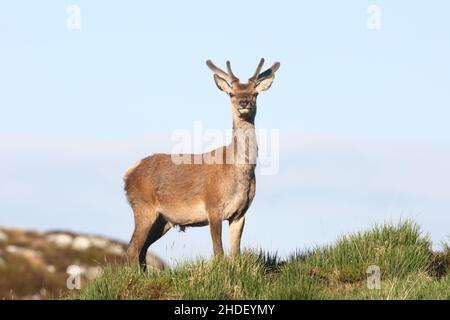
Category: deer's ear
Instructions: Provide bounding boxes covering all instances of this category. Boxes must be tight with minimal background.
[255,76,275,93]
[213,74,232,94]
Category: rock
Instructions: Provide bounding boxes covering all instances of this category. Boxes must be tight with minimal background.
[67,265,103,282]
[27,293,41,300]
[72,236,91,251]
[89,237,109,249]
[84,266,102,280]
[147,253,166,270]
[39,288,47,297]
[6,245,44,267]
[107,243,125,255]
[0,230,8,242]
[47,233,73,248]
[6,245,20,254]
[47,265,56,273]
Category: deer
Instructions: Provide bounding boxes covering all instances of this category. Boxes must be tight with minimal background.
[124,58,280,269]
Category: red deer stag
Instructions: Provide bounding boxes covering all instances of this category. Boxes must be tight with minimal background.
[124,58,280,268]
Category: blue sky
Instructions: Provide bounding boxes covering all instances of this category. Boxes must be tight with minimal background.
[1,1,449,262]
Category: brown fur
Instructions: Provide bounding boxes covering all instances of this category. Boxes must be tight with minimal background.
[124,59,279,268]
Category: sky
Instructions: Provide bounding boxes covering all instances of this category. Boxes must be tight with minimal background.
[1,1,449,263]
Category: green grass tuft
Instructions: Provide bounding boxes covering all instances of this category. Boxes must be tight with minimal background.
[70,220,450,300]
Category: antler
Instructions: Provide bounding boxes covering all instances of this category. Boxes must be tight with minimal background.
[206,60,239,83]
[257,62,280,81]
[226,61,239,83]
[207,58,280,84]
[249,58,265,83]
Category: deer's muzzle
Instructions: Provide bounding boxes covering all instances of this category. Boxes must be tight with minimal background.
[239,100,250,108]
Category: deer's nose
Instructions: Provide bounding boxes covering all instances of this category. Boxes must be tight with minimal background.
[239,100,250,107]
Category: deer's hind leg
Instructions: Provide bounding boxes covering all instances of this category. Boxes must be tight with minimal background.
[139,215,172,270]
[126,203,166,269]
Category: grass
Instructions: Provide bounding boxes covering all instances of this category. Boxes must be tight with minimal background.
[70,220,450,300]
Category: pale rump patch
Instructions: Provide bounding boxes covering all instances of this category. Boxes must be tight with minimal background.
[123,160,142,181]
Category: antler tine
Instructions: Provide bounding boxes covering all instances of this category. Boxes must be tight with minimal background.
[257,62,281,81]
[206,60,232,82]
[249,58,265,82]
[226,61,239,83]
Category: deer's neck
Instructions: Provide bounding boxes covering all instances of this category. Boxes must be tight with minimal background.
[229,116,257,173]
[232,116,255,131]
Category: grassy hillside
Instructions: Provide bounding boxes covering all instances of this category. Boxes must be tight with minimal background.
[72,221,450,300]
[0,227,165,300]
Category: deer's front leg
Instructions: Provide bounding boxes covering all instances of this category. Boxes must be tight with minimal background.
[209,215,224,256]
[229,216,245,257]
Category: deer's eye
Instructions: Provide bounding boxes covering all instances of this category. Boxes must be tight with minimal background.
[229,93,235,98]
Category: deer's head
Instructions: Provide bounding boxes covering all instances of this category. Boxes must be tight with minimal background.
[207,58,280,122]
